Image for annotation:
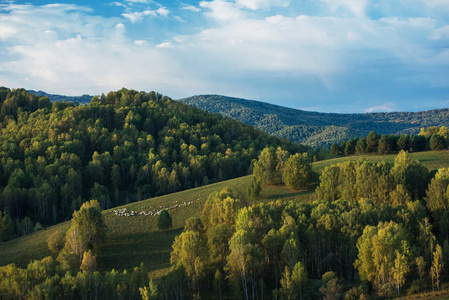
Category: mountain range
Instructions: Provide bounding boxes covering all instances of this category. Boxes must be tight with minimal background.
[27,90,449,147]
[179,95,449,147]
[28,90,92,105]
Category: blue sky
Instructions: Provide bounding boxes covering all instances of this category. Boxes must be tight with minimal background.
[0,0,448,113]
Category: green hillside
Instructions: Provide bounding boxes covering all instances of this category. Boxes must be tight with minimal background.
[0,87,307,238]
[179,95,449,147]
[2,150,448,272]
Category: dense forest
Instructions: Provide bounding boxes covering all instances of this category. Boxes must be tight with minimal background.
[1,150,449,299]
[0,87,308,239]
[179,95,449,147]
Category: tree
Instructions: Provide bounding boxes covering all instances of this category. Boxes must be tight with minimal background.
[253,147,281,185]
[355,221,411,295]
[319,271,342,300]
[280,266,294,300]
[283,153,312,191]
[431,244,443,292]
[247,177,261,199]
[393,242,410,295]
[397,134,410,151]
[63,200,106,258]
[378,135,390,155]
[140,280,158,300]
[330,143,339,158]
[425,168,449,223]
[366,131,378,153]
[0,211,13,243]
[355,137,366,155]
[80,250,97,273]
[157,209,173,232]
[344,139,355,156]
[430,133,447,151]
[170,230,207,293]
[416,256,426,280]
[226,229,261,300]
[316,165,340,202]
[47,230,65,254]
[291,261,308,300]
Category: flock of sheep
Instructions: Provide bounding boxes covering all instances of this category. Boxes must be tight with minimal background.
[111,199,199,217]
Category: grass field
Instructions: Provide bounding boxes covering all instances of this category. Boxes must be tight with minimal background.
[1,150,449,275]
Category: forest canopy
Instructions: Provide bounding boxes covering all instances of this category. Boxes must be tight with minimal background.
[0,87,307,238]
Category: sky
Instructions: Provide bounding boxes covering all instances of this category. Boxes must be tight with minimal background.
[0,0,448,113]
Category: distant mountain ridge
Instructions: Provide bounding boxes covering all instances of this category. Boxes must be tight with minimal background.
[28,90,92,104]
[179,95,449,147]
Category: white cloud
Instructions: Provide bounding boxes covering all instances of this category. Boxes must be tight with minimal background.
[0,3,203,96]
[110,2,126,7]
[121,6,168,22]
[364,103,397,113]
[235,0,290,10]
[322,0,370,17]
[156,7,169,17]
[174,16,186,22]
[181,4,201,12]
[156,42,174,48]
[134,39,147,45]
[0,1,448,111]
[122,10,156,22]
[200,0,246,21]
[125,0,151,3]
[430,25,449,40]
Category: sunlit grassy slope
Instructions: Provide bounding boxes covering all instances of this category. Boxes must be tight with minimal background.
[1,151,449,274]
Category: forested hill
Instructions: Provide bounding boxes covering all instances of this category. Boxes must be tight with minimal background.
[27,90,92,104]
[0,87,307,233]
[179,95,449,147]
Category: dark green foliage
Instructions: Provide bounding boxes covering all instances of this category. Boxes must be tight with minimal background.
[378,135,390,155]
[355,136,367,155]
[398,134,410,151]
[180,95,449,147]
[330,143,339,158]
[157,209,173,231]
[0,211,13,242]
[366,131,378,153]
[430,133,447,150]
[344,139,355,156]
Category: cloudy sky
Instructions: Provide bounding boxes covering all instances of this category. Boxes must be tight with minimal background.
[0,0,448,113]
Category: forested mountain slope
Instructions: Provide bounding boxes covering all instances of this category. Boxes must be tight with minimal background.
[0,87,306,234]
[179,95,449,147]
[27,90,92,105]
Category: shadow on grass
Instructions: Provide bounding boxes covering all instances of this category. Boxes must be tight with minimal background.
[99,227,183,272]
[265,184,317,201]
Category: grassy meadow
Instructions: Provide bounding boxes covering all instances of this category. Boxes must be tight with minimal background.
[1,150,449,277]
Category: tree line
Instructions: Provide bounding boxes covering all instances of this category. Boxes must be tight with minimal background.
[329,127,449,158]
